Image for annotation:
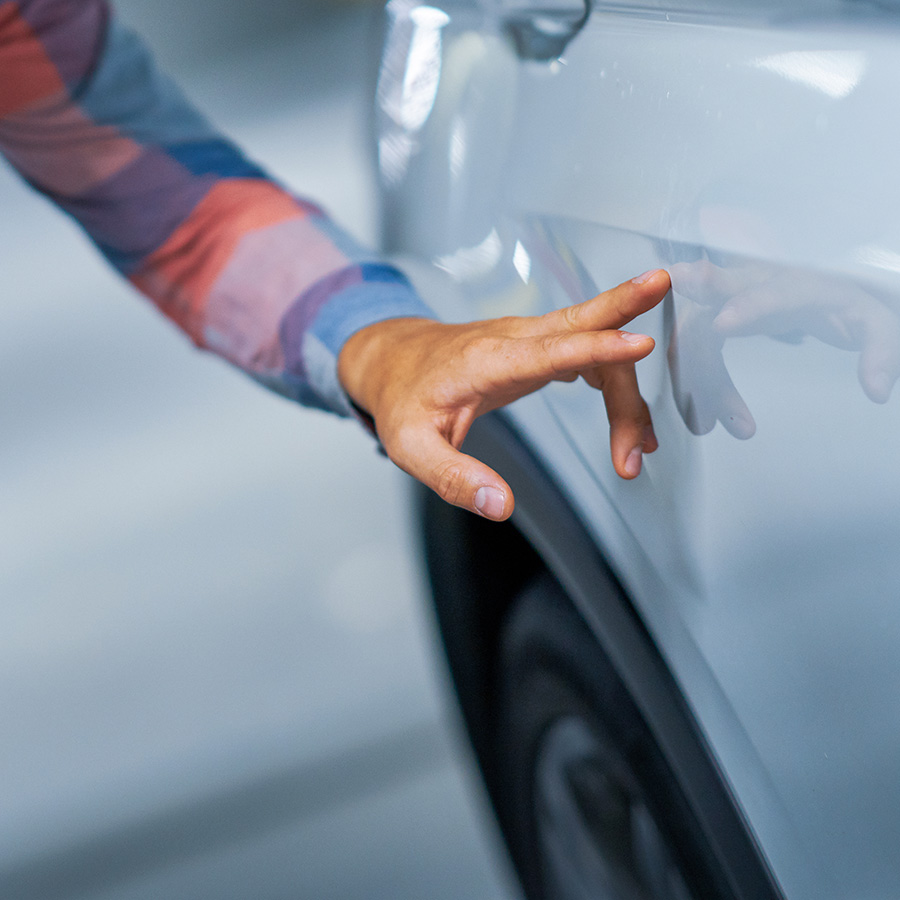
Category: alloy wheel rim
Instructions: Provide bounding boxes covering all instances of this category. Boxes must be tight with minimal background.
[534,716,695,900]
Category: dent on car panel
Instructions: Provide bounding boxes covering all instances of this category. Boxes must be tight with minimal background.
[379,1,900,898]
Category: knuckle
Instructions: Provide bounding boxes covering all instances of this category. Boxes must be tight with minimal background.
[539,333,576,376]
[467,334,517,376]
[467,333,499,356]
[494,315,520,334]
[538,332,561,361]
[458,333,499,368]
[559,303,582,332]
[612,396,652,426]
[433,459,469,506]
[589,368,609,391]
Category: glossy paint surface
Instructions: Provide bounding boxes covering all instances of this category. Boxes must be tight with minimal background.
[378,2,900,897]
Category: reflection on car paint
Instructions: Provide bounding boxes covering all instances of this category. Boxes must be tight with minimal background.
[378,2,900,897]
[669,252,900,439]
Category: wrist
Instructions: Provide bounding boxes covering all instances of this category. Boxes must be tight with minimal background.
[337,316,436,416]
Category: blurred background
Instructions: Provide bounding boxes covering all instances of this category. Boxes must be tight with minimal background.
[0,1,519,897]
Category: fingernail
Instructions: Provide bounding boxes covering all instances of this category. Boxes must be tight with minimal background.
[474,486,505,519]
[624,446,643,478]
[620,332,651,345]
[631,269,660,285]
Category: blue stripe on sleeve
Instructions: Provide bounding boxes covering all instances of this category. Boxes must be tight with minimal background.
[164,139,269,180]
[77,20,214,145]
[309,277,434,357]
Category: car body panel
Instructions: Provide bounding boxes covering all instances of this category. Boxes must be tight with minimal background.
[378,2,900,897]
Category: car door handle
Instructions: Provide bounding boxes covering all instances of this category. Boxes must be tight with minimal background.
[502,0,591,61]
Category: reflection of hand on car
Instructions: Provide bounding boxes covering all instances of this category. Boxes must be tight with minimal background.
[668,259,900,437]
[706,263,900,404]
[667,292,757,439]
[338,269,670,521]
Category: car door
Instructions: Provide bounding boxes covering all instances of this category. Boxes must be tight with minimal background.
[377,1,900,897]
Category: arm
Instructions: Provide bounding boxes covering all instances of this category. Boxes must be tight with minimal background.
[0,0,431,415]
[0,0,669,520]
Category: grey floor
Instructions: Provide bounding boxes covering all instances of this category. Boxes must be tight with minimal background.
[0,4,519,898]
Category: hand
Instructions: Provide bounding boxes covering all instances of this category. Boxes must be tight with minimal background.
[707,265,900,404]
[337,269,670,521]
[669,259,900,433]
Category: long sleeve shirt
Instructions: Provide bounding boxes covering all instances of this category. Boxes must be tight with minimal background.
[0,0,432,415]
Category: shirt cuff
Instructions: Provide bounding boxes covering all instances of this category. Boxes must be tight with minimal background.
[301,273,435,417]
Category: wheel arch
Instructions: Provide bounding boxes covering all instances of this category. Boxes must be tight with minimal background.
[419,410,784,900]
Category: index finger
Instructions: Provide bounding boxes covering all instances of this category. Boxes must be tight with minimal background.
[536,268,671,335]
[472,329,655,418]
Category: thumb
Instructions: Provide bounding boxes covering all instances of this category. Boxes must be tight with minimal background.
[388,426,515,521]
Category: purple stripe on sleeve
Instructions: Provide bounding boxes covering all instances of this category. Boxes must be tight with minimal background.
[279,266,365,380]
[17,0,108,88]
[52,145,214,271]
[201,215,350,372]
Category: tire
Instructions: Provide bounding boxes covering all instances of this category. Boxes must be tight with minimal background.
[493,574,728,900]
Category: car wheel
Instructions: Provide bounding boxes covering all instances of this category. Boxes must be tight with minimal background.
[493,574,722,900]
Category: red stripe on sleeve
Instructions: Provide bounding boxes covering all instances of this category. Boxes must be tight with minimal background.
[129,178,308,343]
[0,2,66,117]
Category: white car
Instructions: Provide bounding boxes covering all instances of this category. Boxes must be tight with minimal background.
[376,1,900,898]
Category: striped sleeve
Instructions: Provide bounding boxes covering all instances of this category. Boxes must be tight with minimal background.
[0,0,433,415]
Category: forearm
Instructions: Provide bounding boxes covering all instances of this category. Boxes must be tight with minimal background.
[0,0,432,414]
